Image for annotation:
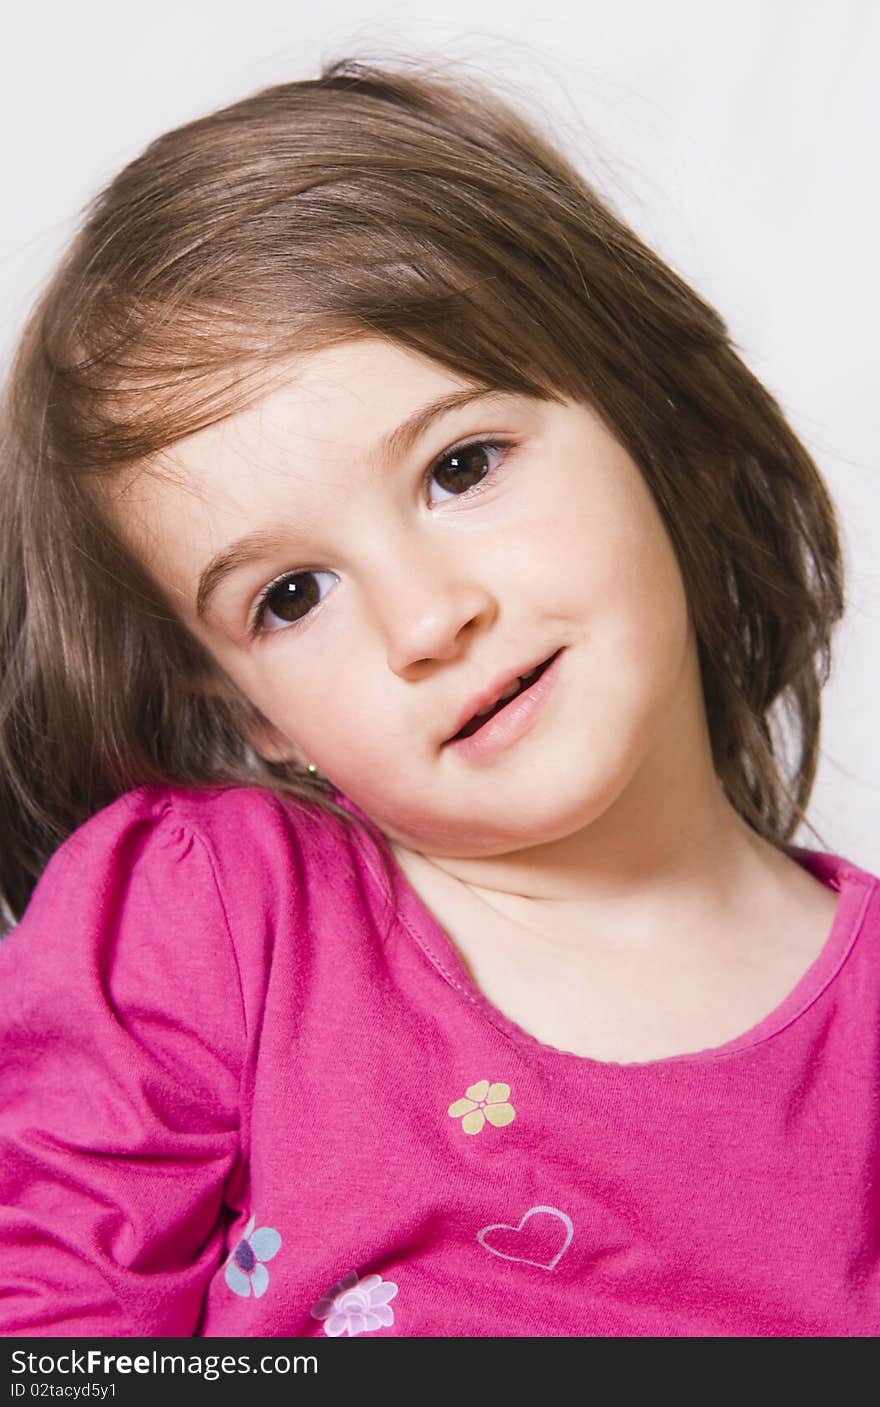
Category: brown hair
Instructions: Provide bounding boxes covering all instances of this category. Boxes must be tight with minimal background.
[0,55,845,933]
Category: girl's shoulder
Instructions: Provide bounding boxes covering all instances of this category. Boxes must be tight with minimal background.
[26,779,394,938]
[48,778,372,871]
[1,780,394,1044]
[785,842,880,899]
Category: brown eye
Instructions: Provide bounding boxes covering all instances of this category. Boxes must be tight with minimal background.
[252,570,337,635]
[428,439,510,504]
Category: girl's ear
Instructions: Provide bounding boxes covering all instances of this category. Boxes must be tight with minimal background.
[191,670,304,766]
[236,703,306,766]
[244,717,304,765]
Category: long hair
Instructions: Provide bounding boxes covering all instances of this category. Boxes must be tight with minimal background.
[0,55,845,931]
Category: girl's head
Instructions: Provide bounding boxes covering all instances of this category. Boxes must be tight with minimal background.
[0,56,844,928]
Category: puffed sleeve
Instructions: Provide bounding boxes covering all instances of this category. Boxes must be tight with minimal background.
[0,790,245,1336]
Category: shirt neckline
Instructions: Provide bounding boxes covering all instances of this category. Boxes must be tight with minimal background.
[333,791,877,1073]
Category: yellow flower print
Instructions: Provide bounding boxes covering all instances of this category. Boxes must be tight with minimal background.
[448,1079,516,1135]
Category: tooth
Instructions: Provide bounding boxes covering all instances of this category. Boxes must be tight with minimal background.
[470,674,528,725]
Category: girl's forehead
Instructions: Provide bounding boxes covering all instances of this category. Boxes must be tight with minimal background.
[108,335,508,547]
[180,337,481,455]
[156,338,523,505]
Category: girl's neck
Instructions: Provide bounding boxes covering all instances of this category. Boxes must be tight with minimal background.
[388,745,819,963]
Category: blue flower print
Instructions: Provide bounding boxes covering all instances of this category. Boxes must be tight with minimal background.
[224,1214,282,1298]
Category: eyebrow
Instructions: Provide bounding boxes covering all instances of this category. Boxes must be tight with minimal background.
[195,385,505,622]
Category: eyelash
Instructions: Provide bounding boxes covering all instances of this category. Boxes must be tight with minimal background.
[247,435,516,639]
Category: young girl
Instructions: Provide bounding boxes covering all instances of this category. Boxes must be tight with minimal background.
[0,56,877,1340]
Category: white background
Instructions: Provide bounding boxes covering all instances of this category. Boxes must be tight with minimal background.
[2,1,877,867]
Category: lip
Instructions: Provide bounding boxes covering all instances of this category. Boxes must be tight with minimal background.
[442,648,564,758]
[443,648,562,745]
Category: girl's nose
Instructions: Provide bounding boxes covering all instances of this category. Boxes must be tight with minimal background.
[365,540,496,675]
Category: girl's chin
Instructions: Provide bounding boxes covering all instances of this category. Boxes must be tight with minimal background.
[350,764,607,855]
[384,811,593,859]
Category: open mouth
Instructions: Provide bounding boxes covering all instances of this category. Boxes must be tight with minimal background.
[450,650,561,741]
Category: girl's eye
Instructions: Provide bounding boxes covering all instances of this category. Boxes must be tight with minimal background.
[426,437,511,504]
[250,569,337,637]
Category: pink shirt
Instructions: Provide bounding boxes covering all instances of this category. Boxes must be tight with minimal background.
[1,782,878,1337]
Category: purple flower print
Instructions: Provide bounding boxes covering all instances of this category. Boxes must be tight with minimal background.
[310,1271,398,1337]
[224,1214,282,1298]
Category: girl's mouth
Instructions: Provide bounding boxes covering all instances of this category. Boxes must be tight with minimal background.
[450,651,561,741]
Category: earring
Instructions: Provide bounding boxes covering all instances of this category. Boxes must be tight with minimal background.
[306,762,319,776]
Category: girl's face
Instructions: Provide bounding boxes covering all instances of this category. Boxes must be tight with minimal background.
[117,336,701,858]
